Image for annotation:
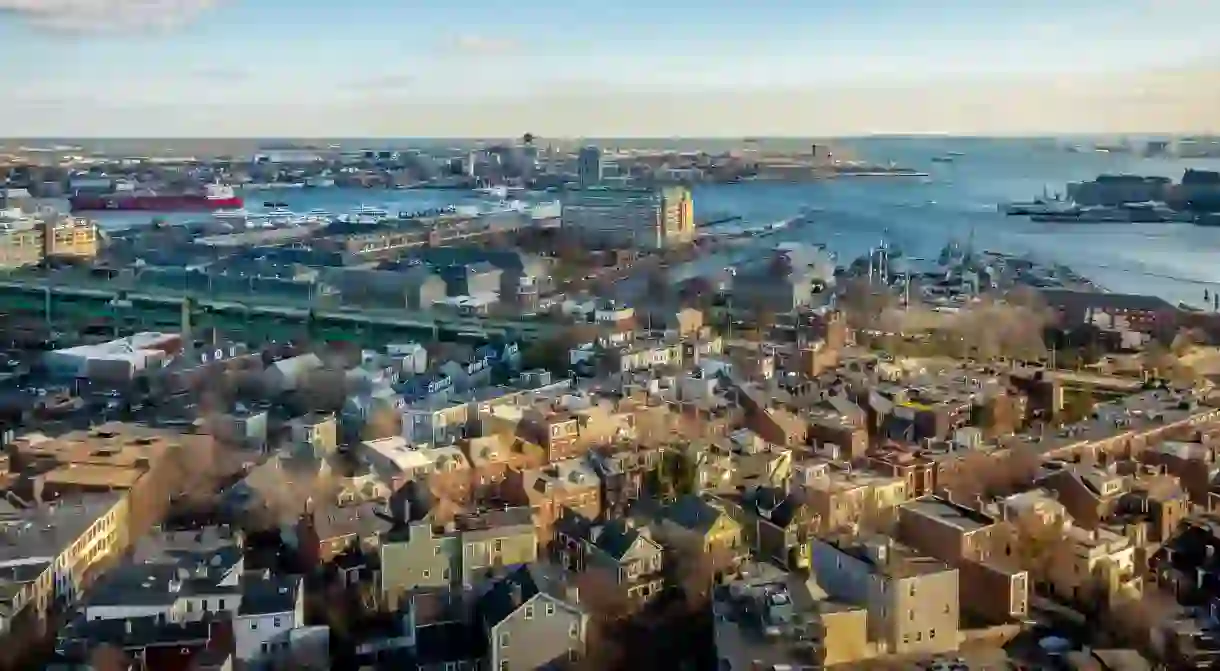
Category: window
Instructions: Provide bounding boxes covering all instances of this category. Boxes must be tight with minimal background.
[251,622,258,630]
[273,617,282,627]
[499,632,509,647]
[494,539,503,552]
[434,546,443,556]
[500,662,510,671]
[569,622,580,639]
[218,599,225,609]
[442,568,451,581]
[546,603,555,616]
[930,629,936,639]
[524,605,534,619]
[908,609,914,621]
[423,570,431,579]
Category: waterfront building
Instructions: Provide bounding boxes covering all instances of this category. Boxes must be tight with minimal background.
[0,207,97,269]
[561,186,695,250]
[577,146,603,188]
[43,214,98,261]
[0,209,44,269]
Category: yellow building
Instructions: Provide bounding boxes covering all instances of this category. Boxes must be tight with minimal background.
[660,185,695,247]
[0,491,130,639]
[0,210,98,269]
[43,215,99,260]
[0,216,44,269]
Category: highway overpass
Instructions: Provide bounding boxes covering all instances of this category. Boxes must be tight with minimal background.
[0,277,560,347]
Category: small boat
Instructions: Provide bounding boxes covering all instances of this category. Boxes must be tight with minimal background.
[213,208,250,220]
[931,155,955,163]
[263,201,289,208]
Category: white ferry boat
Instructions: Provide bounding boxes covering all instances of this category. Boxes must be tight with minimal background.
[213,208,251,220]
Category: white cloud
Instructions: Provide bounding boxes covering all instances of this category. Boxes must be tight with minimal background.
[0,0,220,32]
[448,35,520,55]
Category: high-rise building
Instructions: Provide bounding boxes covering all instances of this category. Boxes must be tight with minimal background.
[659,185,695,247]
[577,146,603,188]
[561,186,695,249]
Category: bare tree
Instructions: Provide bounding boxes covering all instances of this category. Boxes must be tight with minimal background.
[361,405,401,441]
[1106,587,1179,652]
[840,278,896,330]
[945,297,1049,361]
[1006,513,1069,588]
[673,542,735,609]
[573,569,633,624]
[88,644,130,671]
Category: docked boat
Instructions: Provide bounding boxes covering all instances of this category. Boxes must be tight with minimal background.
[304,176,336,188]
[931,155,955,163]
[1030,204,1167,224]
[337,205,390,224]
[70,182,243,212]
[213,208,251,220]
[1000,190,1077,216]
[353,205,388,218]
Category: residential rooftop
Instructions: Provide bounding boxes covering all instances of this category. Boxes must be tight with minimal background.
[0,491,124,563]
[902,496,996,532]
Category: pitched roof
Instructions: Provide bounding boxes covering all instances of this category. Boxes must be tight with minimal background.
[662,494,726,534]
[477,565,543,628]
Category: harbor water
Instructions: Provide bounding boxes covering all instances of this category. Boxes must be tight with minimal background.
[83,138,1220,309]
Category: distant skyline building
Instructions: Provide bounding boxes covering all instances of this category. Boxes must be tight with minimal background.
[577,146,603,188]
[561,186,694,250]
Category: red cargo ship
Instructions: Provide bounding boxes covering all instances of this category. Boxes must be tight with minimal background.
[69,183,243,212]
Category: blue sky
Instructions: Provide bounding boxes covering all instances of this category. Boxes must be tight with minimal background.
[2,0,1218,136]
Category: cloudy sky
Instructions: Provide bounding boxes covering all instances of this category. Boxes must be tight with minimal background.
[1,0,1218,137]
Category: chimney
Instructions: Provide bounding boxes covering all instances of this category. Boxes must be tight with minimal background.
[510,582,523,607]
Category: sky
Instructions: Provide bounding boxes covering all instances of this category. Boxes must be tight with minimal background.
[1,0,1218,137]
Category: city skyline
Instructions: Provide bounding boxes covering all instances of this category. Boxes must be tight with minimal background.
[2,0,1218,137]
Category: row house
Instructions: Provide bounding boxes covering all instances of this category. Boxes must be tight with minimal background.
[378,507,538,611]
[998,491,1143,607]
[1114,473,1191,545]
[294,499,394,567]
[796,463,909,535]
[518,398,637,462]
[651,494,747,571]
[554,512,666,611]
[1032,390,1220,464]
[506,459,602,545]
[728,486,819,571]
[809,535,961,657]
[1039,464,1131,531]
[588,443,663,518]
[866,445,937,498]
[462,434,548,502]
[806,406,869,462]
[1143,440,1217,507]
[897,496,1029,624]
